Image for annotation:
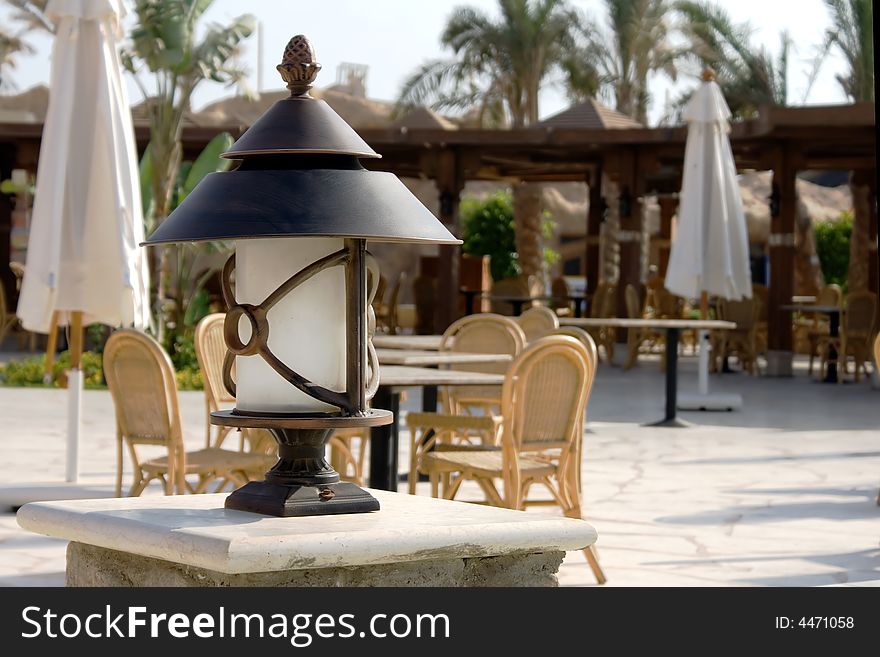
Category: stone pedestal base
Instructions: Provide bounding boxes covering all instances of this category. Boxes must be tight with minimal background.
[18,490,596,588]
[67,542,564,587]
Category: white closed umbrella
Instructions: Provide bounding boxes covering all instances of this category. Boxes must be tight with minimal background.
[665,69,751,411]
[17,0,150,482]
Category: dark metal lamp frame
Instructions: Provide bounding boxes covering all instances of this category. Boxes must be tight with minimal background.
[214,238,392,517]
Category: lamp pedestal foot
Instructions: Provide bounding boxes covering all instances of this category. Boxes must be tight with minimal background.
[221,424,382,517]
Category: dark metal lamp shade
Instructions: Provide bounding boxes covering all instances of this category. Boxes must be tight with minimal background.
[143,36,458,247]
[144,166,458,245]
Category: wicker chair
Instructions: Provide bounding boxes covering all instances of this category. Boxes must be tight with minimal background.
[717,297,762,375]
[806,284,843,375]
[194,313,236,448]
[749,284,768,356]
[875,333,880,505]
[623,283,658,370]
[550,276,573,317]
[517,305,559,342]
[439,313,526,416]
[587,281,617,363]
[409,336,606,584]
[375,271,406,335]
[0,284,17,347]
[818,291,877,383]
[103,329,275,497]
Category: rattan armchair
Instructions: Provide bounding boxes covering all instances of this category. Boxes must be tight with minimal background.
[408,336,605,584]
[806,284,843,375]
[587,281,617,363]
[818,291,877,383]
[439,313,526,415]
[517,305,559,342]
[194,313,236,448]
[104,330,276,497]
[0,284,17,347]
[717,297,762,375]
[623,283,657,369]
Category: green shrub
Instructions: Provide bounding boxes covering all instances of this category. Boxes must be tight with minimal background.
[461,192,520,282]
[0,345,204,390]
[814,211,852,289]
[0,350,104,388]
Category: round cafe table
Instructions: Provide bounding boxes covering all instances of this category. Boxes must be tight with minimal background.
[560,317,736,427]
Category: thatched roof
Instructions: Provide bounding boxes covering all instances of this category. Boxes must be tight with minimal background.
[0,84,49,123]
[538,99,643,130]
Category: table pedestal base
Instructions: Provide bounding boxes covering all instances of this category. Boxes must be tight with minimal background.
[645,417,693,428]
[677,393,743,412]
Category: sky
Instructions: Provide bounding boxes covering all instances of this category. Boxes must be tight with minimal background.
[1,0,851,125]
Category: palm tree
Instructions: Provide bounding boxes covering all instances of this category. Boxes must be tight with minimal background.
[0,29,33,91]
[122,0,254,344]
[583,0,678,124]
[811,0,873,291]
[0,0,51,91]
[675,1,790,119]
[397,0,598,281]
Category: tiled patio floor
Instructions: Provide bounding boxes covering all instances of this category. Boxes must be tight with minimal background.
[1,353,878,586]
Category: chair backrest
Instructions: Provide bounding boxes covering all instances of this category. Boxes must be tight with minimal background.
[624,284,642,319]
[373,274,387,308]
[517,306,559,342]
[441,313,526,374]
[104,329,183,451]
[590,281,617,318]
[490,275,535,315]
[385,271,407,332]
[817,284,842,307]
[654,287,683,319]
[553,327,599,378]
[0,283,16,343]
[718,297,759,330]
[195,313,234,409]
[501,336,593,454]
[843,291,877,336]
[751,284,769,321]
[551,276,570,300]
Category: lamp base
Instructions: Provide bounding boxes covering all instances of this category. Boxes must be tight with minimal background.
[211,409,392,518]
[225,480,379,516]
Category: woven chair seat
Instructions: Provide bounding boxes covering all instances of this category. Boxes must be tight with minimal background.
[142,448,274,475]
[421,450,556,479]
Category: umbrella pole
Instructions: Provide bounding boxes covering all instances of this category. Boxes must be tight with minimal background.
[66,311,83,483]
[43,311,60,384]
[698,291,710,396]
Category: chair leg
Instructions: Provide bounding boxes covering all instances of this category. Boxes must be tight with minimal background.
[583,544,607,585]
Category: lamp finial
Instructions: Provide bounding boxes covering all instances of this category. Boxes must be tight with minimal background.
[701,67,716,82]
[277,35,321,96]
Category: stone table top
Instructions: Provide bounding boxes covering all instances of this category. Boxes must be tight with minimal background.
[560,318,736,330]
[378,365,504,387]
[373,335,443,351]
[17,490,596,575]
[376,349,511,366]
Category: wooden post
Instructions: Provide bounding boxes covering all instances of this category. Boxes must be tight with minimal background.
[435,149,464,334]
[657,195,677,277]
[614,149,644,327]
[766,147,797,376]
[585,167,603,296]
[0,144,16,310]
